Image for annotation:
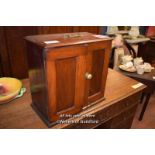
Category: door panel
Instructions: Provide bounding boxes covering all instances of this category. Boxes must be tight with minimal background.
[56,57,76,112]
[46,45,87,121]
[86,41,111,105]
[89,49,105,96]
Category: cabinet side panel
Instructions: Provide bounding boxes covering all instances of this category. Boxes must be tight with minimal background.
[56,57,76,112]
[26,42,48,119]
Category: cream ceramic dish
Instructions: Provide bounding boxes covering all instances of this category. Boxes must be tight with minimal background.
[119,65,136,72]
[0,77,22,104]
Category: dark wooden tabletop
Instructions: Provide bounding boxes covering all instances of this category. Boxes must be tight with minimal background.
[0,69,145,129]
[118,67,155,95]
[119,68,155,82]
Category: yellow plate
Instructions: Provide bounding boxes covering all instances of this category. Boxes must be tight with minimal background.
[0,77,22,104]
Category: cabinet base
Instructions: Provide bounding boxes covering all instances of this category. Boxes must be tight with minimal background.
[83,97,105,110]
[31,103,57,128]
[31,97,106,128]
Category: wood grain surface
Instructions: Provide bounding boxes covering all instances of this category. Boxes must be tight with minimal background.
[0,69,145,129]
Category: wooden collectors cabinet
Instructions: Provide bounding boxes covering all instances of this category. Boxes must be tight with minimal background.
[25,32,112,126]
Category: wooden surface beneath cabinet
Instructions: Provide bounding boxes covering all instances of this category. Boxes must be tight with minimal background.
[0,69,145,129]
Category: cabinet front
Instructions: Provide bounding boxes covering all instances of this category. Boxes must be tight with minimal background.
[46,45,87,121]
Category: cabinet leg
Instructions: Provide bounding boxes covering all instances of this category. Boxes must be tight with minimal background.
[139,93,151,121]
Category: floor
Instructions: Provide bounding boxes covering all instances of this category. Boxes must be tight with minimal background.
[132,92,155,129]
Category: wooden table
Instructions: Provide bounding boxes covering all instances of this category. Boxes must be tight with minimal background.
[0,69,145,129]
[118,68,155,120]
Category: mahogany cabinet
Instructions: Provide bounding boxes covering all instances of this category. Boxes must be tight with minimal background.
[25,32,112,126]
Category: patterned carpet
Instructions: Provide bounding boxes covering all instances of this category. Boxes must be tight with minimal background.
[132,92,155,129]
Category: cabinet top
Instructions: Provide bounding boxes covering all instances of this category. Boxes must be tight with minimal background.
[25,32,112,49]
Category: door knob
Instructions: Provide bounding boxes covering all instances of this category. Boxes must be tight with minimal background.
[85,72,93,80]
